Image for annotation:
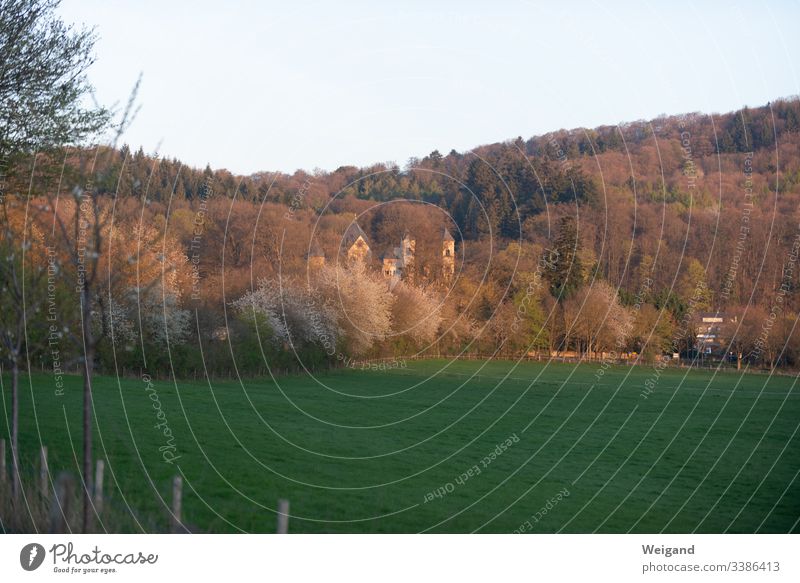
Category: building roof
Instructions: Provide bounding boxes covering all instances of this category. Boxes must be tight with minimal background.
[343,221,369,249]
[442,227,454,241]
[697,311,734,321]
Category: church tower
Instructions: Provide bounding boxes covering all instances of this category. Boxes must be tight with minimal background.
[401,231,415,280]
[442,227,455,278]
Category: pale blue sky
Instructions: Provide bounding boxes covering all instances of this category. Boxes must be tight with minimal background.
[60,0,799,175]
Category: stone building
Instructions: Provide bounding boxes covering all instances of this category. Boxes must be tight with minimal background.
[381,247,400,278]
[341,220,455,283]
[695,311,737,355]
[380,232,417,281]
[442,227,455,278]
[343,222,371,265]
[401,231,415,276]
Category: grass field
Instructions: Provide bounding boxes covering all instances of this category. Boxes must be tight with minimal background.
[2,359,799,533]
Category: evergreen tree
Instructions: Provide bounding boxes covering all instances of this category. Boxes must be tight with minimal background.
[547,215,583,300]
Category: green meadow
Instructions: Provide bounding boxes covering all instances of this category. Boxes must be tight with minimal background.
[2,360,799,533]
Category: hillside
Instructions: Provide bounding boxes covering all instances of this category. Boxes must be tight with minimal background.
[4,98,800,377]
[53,98,800,302]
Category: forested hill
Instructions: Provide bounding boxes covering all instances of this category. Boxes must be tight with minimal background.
[6,96,800,375]
[54,97,800,239]
[13,97,800,311]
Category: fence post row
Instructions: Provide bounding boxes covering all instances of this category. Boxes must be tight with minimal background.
[39,445,49,500]
[94,459,105,514]
[170,475,183,533]
[276,498,290,534]
[0,438,6,484]
[48,472,75,534]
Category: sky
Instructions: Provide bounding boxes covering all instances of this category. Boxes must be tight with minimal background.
[59,0,800,176]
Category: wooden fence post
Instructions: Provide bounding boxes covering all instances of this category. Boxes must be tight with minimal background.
[170,475,183,533]
[39,446,49,500]
[48,472,75,534]
[276,498,289,534]
[93,460,105,514]
[0,438,6,484]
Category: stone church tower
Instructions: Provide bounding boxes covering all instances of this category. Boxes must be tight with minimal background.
[442,227,455,278]
[401,231,415,280]
[381,232,416,281]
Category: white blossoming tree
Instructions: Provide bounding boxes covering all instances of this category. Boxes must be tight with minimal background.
[315,263,394,356]
[389,281,442,347]
[232,277,339,361]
